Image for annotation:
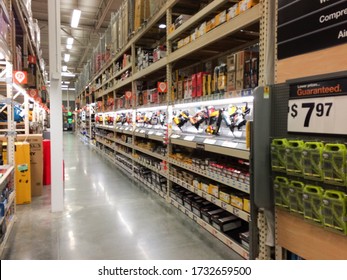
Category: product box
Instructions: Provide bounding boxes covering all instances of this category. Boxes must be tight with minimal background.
[183,36,191,46]
[192,179,201,189]
[202,208,225,224]
[192,200,213,218]
[205,18,215,33]
[201,182,210,193]
[230,193,245,209]
[227,4,240,21]
[196,72,209,97]
[175,14,192,28]
[168,24,175,34]
[191,74,197,97]
[215,10,227,27]
[227,72,237,92]
[239,0,259,13]
[177,80,183,100]
[1,135,43,197]
[198,22,206,38]
[243,197,250,213]
[219,188,233,204]
[211,212,241,232]
[177,39,184,49]
[209,184,219,198]
[235,51,251,90]
[15,142,31,204]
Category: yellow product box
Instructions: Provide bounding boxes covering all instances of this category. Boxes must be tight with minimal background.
[177,39,184,49]
[209,184,219,198]
[168,24,175,34]
[219,189,232,204]
[201,182,210,193]
[215,10,227,27]
[230,194,244,209]
[183,35,191,46]
[243,197,250,213]
[205,18,215,33]
[239,0,259,13]
[227,4,239,21]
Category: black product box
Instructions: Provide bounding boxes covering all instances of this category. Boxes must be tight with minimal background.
[183,195,203,212]
[211,212,242,233]
[169,185,182,201]
[192,200,213,218]
[176,190,192,205]
[239,231,250,249]
[201,208,225,224]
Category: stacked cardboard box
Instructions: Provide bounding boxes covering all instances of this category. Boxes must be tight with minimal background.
[1,135,43,197]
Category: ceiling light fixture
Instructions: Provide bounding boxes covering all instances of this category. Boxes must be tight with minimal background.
[0,52,5,60]
[67,37,74,45]
[64,54,70,62]
[71,9,81,28]
[159,24,166,29]
[66,44,72,50]
[62,65,68,72]
[61,72,76,77]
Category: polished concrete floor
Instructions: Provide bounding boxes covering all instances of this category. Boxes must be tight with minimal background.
[2,133,242,260]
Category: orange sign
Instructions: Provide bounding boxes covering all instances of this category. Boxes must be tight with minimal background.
[28,89,38,98]
[13,71,28,84]
[157,82,167,93]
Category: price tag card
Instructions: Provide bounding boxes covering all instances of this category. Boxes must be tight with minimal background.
[124,127,129,131]
[140,130,146,134]
[148,131,154,135]
[156,132,163,136]
[147,125,153,128]
[222,141,238,148]
[211,197,217,203]
[171,134,180,139]
[232,208,240,217]
[202,192,207,199]
[184,135,195,141]
[221,202,227,210]
[204,139,217,145]
[288,78,347,134]
[135,129,140,133]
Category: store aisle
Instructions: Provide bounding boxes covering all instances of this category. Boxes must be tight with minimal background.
[2,133,242,260]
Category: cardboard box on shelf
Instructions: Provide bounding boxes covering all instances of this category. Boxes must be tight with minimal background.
[1,134,43,197]
[196,72,209,97]
[215,10,227,27]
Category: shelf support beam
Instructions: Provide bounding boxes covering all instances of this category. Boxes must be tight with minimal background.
[48,0,64,212]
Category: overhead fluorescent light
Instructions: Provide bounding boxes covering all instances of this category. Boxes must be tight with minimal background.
[66,44,72,50]
[71,9,81,28]
[62,65,68,72]
[0,52,4,60]
[61,72,76,77]
[67,37,74,45]
[62,81,71,84]
[159,24,166,29]
[64,54,70,62]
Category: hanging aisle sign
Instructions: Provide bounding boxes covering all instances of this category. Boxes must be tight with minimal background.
[13,71,28,84]
[288,77,347,135]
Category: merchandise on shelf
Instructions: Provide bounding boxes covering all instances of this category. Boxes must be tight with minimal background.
[303,185,324,223]
[285,140,304,176]
[302,142,324,181]
[273,176,290,208]
[322,144,346,186]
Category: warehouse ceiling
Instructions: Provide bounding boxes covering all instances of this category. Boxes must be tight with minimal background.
[30,0,123,86]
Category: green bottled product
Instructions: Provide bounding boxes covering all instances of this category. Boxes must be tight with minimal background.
[303,185,324,223]
[322,144,346,186]
[288,180,305,214]
[274,176,290,208]
[302,142,324,181]
[322,190,347,234]
[271,139,288,172]
[286,140,304,176]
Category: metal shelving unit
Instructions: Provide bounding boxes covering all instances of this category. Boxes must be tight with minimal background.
[76,0,268,260]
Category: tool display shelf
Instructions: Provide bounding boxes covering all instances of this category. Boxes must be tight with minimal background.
[169,174,250,222]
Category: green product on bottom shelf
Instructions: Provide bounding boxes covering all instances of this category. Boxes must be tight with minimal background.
[288,180,305,214]
[322,144,346,186]
[286,140,305,176]
[274,176,290,208]
[322,190,347,234]
[271,139,288,172]
[302,142,324,181]
[303,185,324,223]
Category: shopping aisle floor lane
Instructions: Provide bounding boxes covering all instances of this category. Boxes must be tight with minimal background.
[2,133,242,260]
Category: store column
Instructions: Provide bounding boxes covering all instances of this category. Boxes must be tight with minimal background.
[48,0,64,212]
